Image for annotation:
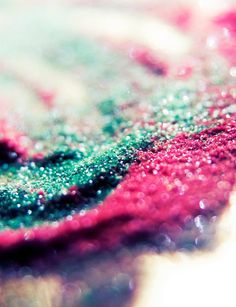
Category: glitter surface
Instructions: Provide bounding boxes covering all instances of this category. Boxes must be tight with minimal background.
[0,1,235,251]
[0,1,236,305]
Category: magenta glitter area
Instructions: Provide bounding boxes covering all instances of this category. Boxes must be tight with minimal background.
[0,121,29,163]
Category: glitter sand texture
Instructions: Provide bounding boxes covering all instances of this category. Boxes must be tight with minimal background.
[0,1,236,256]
